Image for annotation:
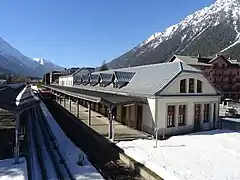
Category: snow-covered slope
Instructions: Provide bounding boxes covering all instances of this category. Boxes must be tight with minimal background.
[108,0,240,69]
[0,38,63,77]
[33,57,45,65]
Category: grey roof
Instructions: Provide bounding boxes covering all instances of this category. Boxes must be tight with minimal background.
[172,54,240,67]
[229,60,240,66]
[60,67,94,77]
[48,85,145,106]
[73,61,203,96]
[72,67,95,76]
[0,84,40,112]
[171,55,213,66]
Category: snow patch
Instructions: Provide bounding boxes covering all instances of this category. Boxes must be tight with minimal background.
[33,58,44,65]
[0,157,28,180]
[117,129,240,180]
[39,102,104,179]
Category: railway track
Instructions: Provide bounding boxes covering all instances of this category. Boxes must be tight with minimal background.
[28,106,75,180]
[44,100,145,180]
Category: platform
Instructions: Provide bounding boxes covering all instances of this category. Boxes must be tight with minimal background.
[57,99,150,141]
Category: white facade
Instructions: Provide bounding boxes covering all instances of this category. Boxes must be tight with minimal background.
[142,72,221,136]
[59,76,73,87]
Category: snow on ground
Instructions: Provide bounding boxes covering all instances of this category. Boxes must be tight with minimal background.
[117,130,240,180]
[0,157,28,180]
[39,102,104,180]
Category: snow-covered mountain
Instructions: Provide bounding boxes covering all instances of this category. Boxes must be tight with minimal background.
[0,38,63,77]
[108,0,240,68]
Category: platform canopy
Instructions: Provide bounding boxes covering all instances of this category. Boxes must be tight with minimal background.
[0,84,40,113]
[45,85,146,107]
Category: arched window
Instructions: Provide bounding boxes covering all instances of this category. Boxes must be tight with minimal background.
[180,79,186,93]
[189,78,195,93]
[197,80,202,93]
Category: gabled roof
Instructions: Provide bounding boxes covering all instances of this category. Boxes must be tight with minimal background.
[208,55,232,65]
[72,67,95,76]
[170,54,240,67]
[169,55,213,66]
[0,84,40,112]
[75,61,204,96]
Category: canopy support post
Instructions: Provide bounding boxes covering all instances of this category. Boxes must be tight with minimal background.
[88,102,91,125]
[76,99,79,118]
[69,97,72,112]
[14,112,20,164]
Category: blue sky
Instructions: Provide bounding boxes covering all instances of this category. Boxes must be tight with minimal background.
[1,0,214,68]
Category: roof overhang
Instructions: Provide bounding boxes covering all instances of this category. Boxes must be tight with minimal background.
[43,85,146,107]
[0,84,40,113]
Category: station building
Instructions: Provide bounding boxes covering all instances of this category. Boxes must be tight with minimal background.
[46,61,221,136]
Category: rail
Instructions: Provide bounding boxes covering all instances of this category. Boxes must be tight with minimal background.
[28,105,75,180]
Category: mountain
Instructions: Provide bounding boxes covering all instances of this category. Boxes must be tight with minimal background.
[33,57,64,76]
[0,38,63,77]
[107,0,240,69]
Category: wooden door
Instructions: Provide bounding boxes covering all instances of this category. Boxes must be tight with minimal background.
[121,106,127,125]
[137,105,143,130]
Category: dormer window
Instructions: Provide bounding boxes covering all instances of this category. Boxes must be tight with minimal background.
[89,74,100,86]
[81,74,89,85]
[113,71,135,88]
[99,73,113,87]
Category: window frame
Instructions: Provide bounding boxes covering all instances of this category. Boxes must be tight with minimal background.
[180,79,186,93]
[167,105,175,128]
[197,80,202,93]
[189,78,195,93]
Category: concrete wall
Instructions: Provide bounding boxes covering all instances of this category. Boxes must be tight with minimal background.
[161,72,217,95]
[141,72,220,136]
[155,96,220,135]
[142,104,154,134]
[126,105,137,128]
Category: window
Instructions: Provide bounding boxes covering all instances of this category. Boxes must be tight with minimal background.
[178,105,186,126]
[180,79,186,93]
[167,106,175,127]
[222,64,225,69]
[203,104,210,123]
[197,80,202,93]
[189,78,195,93]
